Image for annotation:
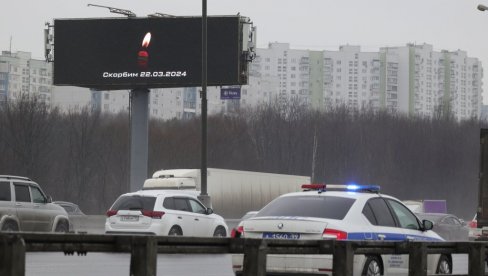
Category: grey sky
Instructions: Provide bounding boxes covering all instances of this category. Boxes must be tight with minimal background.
[1,0,488,102]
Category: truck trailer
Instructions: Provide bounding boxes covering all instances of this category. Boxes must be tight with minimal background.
[145,168,311,218]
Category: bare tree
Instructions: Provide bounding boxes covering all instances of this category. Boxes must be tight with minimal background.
[0,96,481,218]
[0,94,60,183]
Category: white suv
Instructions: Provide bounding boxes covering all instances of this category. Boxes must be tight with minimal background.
[0,175,70,232]
[105,189,228,237]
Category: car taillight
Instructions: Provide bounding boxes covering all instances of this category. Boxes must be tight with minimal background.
[141,210,165,219]
[106,210,117,217]
[322,228,348,240]
[231,226,244,238]
[469,220,477,228]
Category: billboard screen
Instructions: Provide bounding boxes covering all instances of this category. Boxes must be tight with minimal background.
[53,16,246,89]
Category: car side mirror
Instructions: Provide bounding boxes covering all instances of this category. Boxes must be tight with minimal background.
[206,207,214,215]
[46,195,52,203]
[422,219,434,231]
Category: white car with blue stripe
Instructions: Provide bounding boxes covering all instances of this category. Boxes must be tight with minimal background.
[232,184,451,276]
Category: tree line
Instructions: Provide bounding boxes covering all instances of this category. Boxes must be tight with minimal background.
[0,95,484,218]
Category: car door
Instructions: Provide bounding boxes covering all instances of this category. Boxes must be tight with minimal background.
[172,197,194,236]
[0,181,16,227]
[386,199,434,274]
[365,198,408,275]
[188,198,213,236]
[13,183,36,231]
[386,199,430,241]
[30,185,52,232]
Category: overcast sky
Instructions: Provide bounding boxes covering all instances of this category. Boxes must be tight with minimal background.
[2,0,488,102]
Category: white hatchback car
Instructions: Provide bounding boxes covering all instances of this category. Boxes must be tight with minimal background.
[105,190,228,237]
[232,184,451,276]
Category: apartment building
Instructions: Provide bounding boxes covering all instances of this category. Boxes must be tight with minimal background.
[0,51,52,104]
[254,43,482,120]
[379,44,482,120]
[2,44,483,121]
[252,43,310,107]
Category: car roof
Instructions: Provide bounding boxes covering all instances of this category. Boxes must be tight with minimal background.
[120,189,200,198]
[0,175,33,181]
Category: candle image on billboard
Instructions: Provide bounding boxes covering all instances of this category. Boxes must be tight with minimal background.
[137,32,151,69]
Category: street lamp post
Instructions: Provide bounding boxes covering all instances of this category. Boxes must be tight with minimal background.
[199,0,211,208]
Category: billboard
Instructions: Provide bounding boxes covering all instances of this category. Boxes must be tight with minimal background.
[52,16,250,90]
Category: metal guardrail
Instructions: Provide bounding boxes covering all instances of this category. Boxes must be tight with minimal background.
[1,232,488,276]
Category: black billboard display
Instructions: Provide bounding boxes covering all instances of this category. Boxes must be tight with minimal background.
[53,16,246,90]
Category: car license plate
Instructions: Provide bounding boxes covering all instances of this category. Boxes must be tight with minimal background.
[263,232,300,239]
[120,215,139,222]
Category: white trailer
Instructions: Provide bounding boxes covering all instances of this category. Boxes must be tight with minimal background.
[147,168,311,218]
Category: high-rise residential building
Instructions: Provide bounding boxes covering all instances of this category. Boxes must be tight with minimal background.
[252,42,483,120]
[250,43,310,107]
[379,44,482,120]
[0,51,53,104]
[318,45,382,111]
[1,44,483,121]
[51,86,92,113]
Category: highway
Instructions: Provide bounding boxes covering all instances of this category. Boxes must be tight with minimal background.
[24,216,473,276]
[25,216,238,276]
[26,252,234,276]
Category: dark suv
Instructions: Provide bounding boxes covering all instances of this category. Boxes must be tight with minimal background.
[0,175,70,232]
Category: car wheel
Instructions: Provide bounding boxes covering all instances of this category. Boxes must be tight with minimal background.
[436,255,452,274]
[361,255,382,276]
[55,221,69,233]
[213,226,227,237]
[168,226,182,236]
[1,220,19,232]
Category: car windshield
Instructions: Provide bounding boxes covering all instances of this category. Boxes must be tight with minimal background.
[255,195,355,220]
[111,195,156,211]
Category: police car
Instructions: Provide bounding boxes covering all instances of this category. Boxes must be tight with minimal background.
[232,184,451,275]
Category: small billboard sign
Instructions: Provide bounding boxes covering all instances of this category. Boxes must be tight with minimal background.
[220,86,241,100]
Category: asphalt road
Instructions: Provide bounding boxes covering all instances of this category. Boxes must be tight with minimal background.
[26,252,234,276]
[25,253,471,276]
[24,216,474,276]
[25,216,239,276]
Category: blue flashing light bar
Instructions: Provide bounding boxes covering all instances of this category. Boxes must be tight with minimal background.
[302,184,380,193]
[346,184,380,192]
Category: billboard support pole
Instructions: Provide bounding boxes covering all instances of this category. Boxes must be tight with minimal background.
[199,0,211,208]
[130,88,149,192]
